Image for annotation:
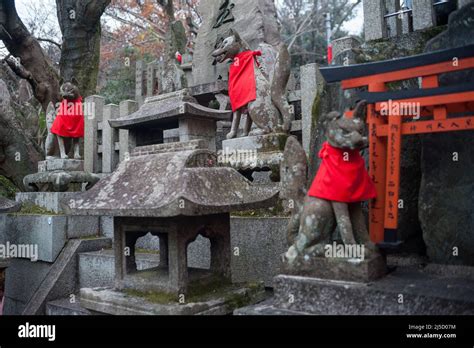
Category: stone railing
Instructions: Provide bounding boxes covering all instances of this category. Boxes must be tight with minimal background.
[84,61,324,175]
[363,0,466,41]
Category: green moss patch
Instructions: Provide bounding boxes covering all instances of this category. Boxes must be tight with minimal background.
[15,202,58,216]
[0,176,18,200]
[124,276,263,306]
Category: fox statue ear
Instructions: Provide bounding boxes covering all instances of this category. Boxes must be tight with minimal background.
[71,77,79,86]
[353,100,367,121]
[230,28,241,42]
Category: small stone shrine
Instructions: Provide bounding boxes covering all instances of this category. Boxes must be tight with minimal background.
[66,89,279,315]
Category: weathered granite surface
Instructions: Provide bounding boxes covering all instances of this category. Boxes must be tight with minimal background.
[79,283,266,315]
[271,263,474,315]
[192,0,282,86]
[281,254,387,283]
[420,3,474,265]
[38,159,84,172]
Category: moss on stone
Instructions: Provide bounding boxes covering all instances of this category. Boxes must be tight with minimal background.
[231,199,290,218]
[135,248,160,255]
[0,176,18,200]
[124,289,177,304]
[14,202,58,216]
[123,276,263,306]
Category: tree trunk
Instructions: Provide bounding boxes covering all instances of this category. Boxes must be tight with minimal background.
[56,0,111,97]
[0,0,60,111]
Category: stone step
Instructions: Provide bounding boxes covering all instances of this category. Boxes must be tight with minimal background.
[234,299,309,316]
[46,298,94,316]
[78,249,160,289]
[272,264,474,315]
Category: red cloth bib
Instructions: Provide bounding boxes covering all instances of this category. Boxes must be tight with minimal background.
[308,142,377,203]
[51,97,84,138]
[228,50,261,112]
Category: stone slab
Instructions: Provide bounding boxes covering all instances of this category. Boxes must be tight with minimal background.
[1,215,67,262]
[271,263,474,315]
[38,159,84,172]
[282,254,387,283]
[234,298,309,315]
[3,259,51,310]
[46,298,95,316]
[67,216,100,239]
[80,284,266,315]
[22,238,112,315]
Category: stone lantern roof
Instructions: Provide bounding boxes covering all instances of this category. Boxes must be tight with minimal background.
[109,89,231,130]
[65,141,279,217]
[0,197,21,213]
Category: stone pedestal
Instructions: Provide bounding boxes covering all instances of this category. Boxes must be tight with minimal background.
[282,254,387,283]
[23,159,100,192]
[221,133,289,181]
[236,263,474,315]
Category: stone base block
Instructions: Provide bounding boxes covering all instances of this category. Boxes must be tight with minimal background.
[269,263,474,315]
[38,159,84,172]
[67,216,100,239]
[23,171,100,193]
[230,217,288,287]
[3,259,52,313]
[1,215,67,262]
[80,283,266,315]
[46,298,96,316]
[282,254,387,283]
[16,192,78,213]
[221,133,288,176]
[222,133,288,153]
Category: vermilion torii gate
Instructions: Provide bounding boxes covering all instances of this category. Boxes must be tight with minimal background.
[320,44,474,245]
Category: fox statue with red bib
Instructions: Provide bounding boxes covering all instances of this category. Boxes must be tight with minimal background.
[45,78,84,160]
[212,29,293,139]
[280,101,381,269]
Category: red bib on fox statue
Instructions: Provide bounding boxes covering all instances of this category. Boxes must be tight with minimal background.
[51,97,84,138]
[308,142,377,203]
[228,50,261,112]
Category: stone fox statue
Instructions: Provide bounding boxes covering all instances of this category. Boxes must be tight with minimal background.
[211,29,293,139]
[280,101,380,268]
[45,78,84,160]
